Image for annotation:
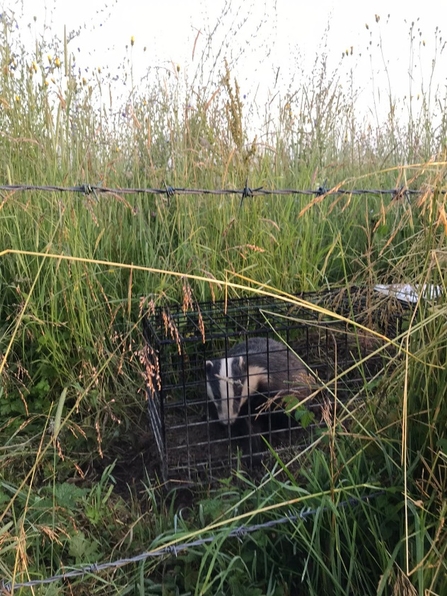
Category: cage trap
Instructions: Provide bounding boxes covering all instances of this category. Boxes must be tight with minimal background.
[142,287,409,484]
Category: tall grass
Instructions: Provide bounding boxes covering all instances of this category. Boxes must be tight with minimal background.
[0,5,446,595]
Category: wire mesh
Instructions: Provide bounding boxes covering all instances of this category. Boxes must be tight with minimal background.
[142,288,408,483]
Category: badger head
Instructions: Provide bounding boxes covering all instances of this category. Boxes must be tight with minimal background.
[206,356,246,425]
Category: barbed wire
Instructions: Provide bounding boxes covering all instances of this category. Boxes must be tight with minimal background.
[0,491,383,593]
[0,182,425,202]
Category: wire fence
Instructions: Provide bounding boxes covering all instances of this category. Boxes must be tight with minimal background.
[0,182,423,204]
[0,491,383,593]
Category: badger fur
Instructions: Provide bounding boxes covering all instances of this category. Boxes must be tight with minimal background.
[206,337,311,428]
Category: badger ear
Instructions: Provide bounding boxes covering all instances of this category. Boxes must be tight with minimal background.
[206,360,213,372]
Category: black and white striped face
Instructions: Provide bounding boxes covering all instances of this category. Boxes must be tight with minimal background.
[206,356,268,425]
[206,356,245,425]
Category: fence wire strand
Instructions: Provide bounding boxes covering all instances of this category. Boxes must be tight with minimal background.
[0,183,425,200]
[0,491,383,592]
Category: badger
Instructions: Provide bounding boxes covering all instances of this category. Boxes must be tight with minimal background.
[205,337,313,430]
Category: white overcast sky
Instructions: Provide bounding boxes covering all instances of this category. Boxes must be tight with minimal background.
[8,0,447,128]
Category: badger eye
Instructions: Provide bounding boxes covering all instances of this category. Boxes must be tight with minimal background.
[233,379,244,397]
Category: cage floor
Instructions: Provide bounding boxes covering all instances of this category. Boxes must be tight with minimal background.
[160,392,368,483]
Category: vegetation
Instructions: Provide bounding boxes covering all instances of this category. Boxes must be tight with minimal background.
[0,4,446,595]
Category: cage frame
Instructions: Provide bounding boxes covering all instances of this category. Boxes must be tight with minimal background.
[142,287,408,484]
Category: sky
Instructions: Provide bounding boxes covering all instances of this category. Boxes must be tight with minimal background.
[7,0,447,129]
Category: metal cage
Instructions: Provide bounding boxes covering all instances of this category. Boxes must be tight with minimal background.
[142,288,407,483]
